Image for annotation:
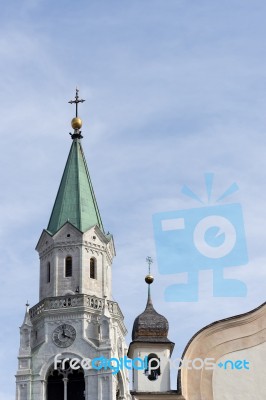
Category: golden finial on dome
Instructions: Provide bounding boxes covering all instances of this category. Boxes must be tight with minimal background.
[68,88,85,137]
[145,274,154,284]
[145,256,154,285]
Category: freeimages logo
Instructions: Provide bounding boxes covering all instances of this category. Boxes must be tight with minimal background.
[153,173,248,301]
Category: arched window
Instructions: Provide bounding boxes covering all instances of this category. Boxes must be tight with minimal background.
[47,361,85,400]
[65,256,72,277]
[145,353,161,381]
[90,258,96,279]
[47,262,51,283]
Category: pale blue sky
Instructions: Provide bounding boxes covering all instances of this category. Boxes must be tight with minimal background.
[1,1,266,397]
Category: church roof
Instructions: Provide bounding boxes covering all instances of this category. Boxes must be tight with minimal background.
[132,287,171,343]
[47,138,104,234]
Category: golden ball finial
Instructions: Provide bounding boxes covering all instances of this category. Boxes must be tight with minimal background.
[145,274,154,284]
[71,117,82,130]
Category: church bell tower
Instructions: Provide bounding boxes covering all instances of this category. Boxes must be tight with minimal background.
[128,259,176,399]
[15,90,131,400]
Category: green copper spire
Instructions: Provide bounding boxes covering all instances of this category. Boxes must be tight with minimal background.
[47,90,104,234]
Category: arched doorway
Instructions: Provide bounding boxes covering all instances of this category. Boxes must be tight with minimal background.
[47,361,85,400]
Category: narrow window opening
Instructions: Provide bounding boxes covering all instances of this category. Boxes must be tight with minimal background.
[90,258,96,279]
[47,262,51,283]
[65,256,72,277]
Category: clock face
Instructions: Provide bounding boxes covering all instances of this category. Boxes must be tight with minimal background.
[52,324,76,348]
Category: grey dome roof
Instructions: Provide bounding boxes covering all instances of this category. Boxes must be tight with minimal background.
[132,293,170,343]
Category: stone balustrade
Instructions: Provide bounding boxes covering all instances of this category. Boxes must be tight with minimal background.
[29,294,122,319]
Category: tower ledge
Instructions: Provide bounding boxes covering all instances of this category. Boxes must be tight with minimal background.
[30,293,124,321]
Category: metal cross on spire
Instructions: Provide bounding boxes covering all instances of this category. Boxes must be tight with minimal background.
[68,88,85,117]
[146,256,153,275]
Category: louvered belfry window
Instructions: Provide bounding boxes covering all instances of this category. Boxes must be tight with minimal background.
[65,256,72,277]
[90,258,96,279]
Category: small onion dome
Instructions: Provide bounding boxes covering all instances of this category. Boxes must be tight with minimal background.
[71,117,82,130]
[132,296,170,342]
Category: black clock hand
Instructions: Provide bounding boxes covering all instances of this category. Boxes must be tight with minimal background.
[62,328,71,339]
[64,333,71,339]
[62,325,72,339]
